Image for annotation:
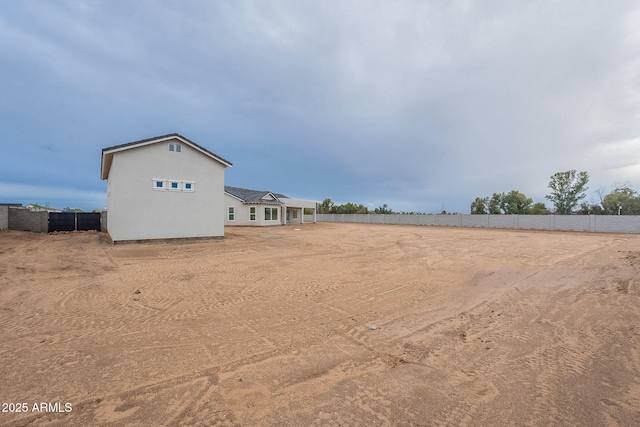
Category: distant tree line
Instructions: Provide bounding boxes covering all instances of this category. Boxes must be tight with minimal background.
[316,199,441,215]
[471,170,640,215]
[583,186,640,215]
[317,199,398,214]
[315,170,640,217]
[28,203,102,213]
[471,191,548,215]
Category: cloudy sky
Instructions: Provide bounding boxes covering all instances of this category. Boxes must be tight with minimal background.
[2,1,639,213]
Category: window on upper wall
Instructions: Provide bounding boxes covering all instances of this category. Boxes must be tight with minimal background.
[183,181,195,192]
[152,179,195,192]
[153,179,165,190]
[169,143,182,152]
[249,206,256,221]
[228,207,235,221]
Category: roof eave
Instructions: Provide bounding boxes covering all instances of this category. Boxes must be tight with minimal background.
[100,133,232,180]
[100,151,112,181]
[224,191,245,202]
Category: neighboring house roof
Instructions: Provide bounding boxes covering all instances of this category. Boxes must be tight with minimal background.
[100,133,232,180]
[224,186,285,205]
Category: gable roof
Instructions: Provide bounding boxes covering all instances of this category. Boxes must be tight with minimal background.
[100,133,232,180]
[272,192,290,200]
[224,186,286,205]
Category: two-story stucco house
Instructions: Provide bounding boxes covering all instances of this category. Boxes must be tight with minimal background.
[100,133,232,242]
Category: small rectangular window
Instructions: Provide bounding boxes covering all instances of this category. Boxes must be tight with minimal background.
[153,179,166,190]
[228,207,235,221]
[169,143,175,152]
[153,179,194,192]
[183,181,195,192]
[249,207,256,221]
[176,144,181,152]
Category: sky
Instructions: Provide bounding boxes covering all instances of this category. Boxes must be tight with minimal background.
[1,1,640,213]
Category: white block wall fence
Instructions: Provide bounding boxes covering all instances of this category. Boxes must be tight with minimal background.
[304,214,640,233]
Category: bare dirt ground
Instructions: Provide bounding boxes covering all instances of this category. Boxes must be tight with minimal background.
[1,223,639,426]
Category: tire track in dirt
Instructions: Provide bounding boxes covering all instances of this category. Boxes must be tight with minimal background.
[345,232,640,426]
[4,365,221,427]
[3,227,640,426]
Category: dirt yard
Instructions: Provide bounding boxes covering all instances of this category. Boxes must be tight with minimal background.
[1,223,639,426]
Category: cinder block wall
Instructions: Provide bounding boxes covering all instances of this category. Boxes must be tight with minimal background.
[461,215,489,228]
[101,211,108,233]
[517,215,554,230]
[313,214,640,233]
[555,215,590,232]
[593,215,640,233]
[488,215,518,229]
[418,215,437,226]
[0,206,8,230]
[8,208,48,233]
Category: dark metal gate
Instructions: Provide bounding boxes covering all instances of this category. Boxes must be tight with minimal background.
[48,212,101,232]
[48,212,75,232]
[76,212,101,231]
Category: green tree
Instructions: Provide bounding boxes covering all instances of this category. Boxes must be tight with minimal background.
[338,202,369,214]
[317,198,335,214]
[374,204,393,214]
[318,198,370,214]
[470,197,488,214]
[602,187,640,215]
[501,190,533,214]
[530,202,548,215]
[488,193,502,214]
[477,191,538,214]
[578,201,604,215]
[545,170,589,214]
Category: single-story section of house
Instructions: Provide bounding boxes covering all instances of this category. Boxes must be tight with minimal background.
[224,186,317,226]
[101,133,232,242]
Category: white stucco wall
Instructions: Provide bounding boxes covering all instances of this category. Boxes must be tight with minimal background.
[281,198,317,210]
[224,194,282,226]
[281,198,317,224]
[106,139,226,241]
